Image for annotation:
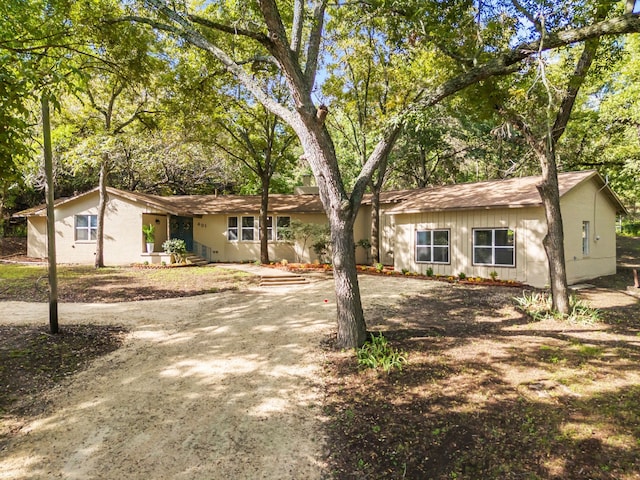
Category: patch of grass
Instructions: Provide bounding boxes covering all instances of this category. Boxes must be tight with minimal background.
[0,264,45,280]
[0,264,258,302]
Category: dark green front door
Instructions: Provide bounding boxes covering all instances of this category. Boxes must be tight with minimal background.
[171,216,193,252]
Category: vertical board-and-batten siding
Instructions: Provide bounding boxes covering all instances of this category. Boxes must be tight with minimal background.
[392,207,548,286]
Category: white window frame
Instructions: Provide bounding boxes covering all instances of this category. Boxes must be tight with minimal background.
[415,229,450,264]
[227,216,238,241]
[582,221,590,256]
[265,216,274,240]
[241,216,257,241]
[276,216,291,241]
[75,214,98,242]
[473,228,515,267]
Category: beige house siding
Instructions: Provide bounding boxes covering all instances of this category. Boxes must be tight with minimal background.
[561,179,618,284]
[193,212,331,264]
[58,193,147,265]
[26,216,47,258]
[26,192,165,265]
[392,207,539,284]
[391,178,619,288]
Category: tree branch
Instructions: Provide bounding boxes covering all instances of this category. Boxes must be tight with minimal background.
[552,38,599,143]
[187,14,269,44]
[511,0,543,33]
[139,1,297,124]
[290,0,304,55]
[304,0,327,89]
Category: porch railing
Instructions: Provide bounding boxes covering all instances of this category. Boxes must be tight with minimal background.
[192,240,217,262]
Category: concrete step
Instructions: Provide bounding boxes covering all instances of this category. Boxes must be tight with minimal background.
[259,274,308,287]
[185,253,210,266]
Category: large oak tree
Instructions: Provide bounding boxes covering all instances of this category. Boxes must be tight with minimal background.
[129,0,640,347]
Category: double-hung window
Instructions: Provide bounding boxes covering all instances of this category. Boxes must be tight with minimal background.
[241,216,255,241]
[416,229,449,263]
[75,214,98,241]
[473,228,515,266]
[276,216,290,240]
[265,216,274,240]
[263,216,291,241]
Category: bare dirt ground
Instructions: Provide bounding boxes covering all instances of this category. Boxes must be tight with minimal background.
[0,276,356,479]
[1,236,639,479]
[323,237,640,479]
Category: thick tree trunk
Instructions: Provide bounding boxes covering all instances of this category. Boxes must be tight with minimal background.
[537,148,570,314]
[95,158,108,268]
[331,213,367,348]
[259,174,270,264]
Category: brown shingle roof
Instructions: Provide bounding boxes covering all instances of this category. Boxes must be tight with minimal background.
[166,193,325,214]
[13,170,626,218]
[386,170,626,214]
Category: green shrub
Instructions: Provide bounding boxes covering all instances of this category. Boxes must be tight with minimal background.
[162,238,187,263]
[357,332,407,373]
[458,272,466,280]
[489,270,498,281]
[375,263,384,273]
[426,267,433,277]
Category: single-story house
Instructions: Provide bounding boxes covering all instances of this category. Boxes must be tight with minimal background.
[15,170,626,288]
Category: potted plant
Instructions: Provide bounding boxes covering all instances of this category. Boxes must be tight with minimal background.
[142,224,155,253]
[162,238,187,264]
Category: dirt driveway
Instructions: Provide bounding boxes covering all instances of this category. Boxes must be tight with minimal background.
[0,280,334,479]
[0,275,436,480]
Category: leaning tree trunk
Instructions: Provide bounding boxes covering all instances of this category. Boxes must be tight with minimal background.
[95,157,108,268]
[369,188,381,264]
[537,147,570,314]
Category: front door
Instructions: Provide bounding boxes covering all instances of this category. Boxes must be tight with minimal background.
[171,216,193,252]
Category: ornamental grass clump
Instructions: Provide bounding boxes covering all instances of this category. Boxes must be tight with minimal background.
[514,291,600,324]
[356,332,407,373]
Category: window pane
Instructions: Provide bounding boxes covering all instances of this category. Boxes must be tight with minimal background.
[266,216,273,228]
[242,229,254,241]
[434,230,449,246]
[89,228,97,241]
[242,217,254,227]
[416,231,430,246]
[416,246,431,262]
[228,229,238,241]
[228,217,238,228]
[276,216,290,241]
[474,230,492,246]
[495,248,514,266]
[76,215,88,228]
[495,229,514,246]
[433,246,449,263]
[474,247,493,264]
[89,215,98,227]
[76,229,88,241]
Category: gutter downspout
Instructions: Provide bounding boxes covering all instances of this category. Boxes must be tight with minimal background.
[593,174,609,242]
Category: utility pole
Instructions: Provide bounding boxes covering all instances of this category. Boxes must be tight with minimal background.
[42,94,59,334]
